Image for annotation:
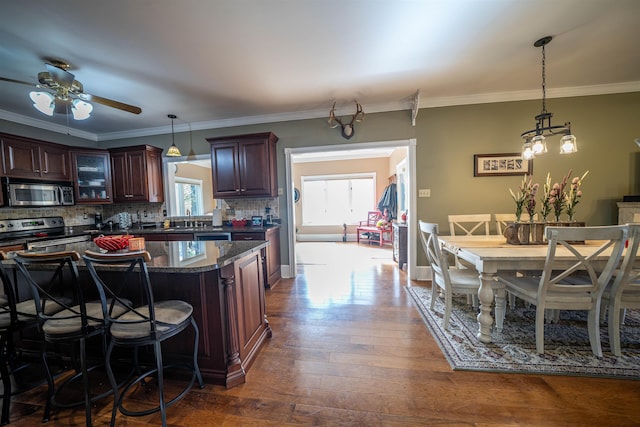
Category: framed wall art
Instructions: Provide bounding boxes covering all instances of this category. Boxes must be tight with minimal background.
[473,153,532,177]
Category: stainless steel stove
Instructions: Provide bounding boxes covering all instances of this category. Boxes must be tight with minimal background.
[0,216,90,249]
[0,216,66,240]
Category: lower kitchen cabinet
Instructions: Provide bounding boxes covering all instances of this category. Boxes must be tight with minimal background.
[231,227,281,288]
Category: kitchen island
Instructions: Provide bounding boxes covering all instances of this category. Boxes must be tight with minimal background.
[10,239,272,389]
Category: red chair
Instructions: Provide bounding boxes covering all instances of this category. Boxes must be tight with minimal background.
[356,211,392,246]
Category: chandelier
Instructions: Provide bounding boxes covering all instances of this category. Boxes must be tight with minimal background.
[521,36,577,160]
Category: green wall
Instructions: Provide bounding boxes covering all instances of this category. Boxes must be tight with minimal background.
[2,91,639,266]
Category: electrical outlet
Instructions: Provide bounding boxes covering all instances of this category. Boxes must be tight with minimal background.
[278,187,283,196]
[419,189,431,197]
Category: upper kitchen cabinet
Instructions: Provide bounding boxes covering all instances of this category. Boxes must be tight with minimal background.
[207,132,278,198]
[109,145,164,203]
[71,149,113,204]
[1,134,71,181]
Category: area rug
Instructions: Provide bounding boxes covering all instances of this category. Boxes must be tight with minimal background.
[406,285,640,379]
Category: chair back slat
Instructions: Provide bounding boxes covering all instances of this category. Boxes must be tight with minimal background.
[539,226,628,299]
[82,250,162,333]
[448,214,491,236]
[419,221,451,288]
[12,251,89,326]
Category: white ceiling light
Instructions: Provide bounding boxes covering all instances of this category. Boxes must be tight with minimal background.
[71,99,93,120]
[29,90,93,120]
[29,91,54,116]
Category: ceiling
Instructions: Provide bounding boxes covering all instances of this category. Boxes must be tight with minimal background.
[1,0,639,142]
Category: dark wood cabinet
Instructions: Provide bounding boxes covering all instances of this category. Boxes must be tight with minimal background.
[207,132,278,198]
[231,227,281,288]
[1,134,71,181]
[71,149,113,204]
[109,145,164,203]
[393,222,407,270]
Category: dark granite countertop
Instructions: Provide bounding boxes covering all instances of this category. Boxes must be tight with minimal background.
[8,239,268,273]
[0,224,280,249]
[82,224,280,236]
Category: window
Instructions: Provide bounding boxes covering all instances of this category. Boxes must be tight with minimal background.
[301,174,375,225]
[174,177,204,216]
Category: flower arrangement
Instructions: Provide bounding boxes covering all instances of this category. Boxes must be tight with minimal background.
[509,174,533,222]
[540,172,553,221]
[565,170,589,221]
[550,169,572,222]
[526,180,539,222]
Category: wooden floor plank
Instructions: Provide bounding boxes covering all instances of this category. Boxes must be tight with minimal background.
[4,242,640,425]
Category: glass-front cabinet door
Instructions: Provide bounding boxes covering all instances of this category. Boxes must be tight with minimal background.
[71,150,113,204]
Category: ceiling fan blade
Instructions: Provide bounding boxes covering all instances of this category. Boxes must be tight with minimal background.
[0,76,36,88]
[79,93,142,115]
[45,63,75,87]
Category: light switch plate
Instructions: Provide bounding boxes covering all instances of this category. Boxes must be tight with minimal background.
[419,189,431,197]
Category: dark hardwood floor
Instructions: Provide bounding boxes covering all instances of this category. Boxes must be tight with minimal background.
[5,242,640,426]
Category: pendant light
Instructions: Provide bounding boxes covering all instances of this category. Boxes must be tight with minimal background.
[186,122,197,160]
[166,114,182,157]
[520,36,576,159]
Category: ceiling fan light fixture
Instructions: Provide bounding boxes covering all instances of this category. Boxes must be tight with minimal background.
[29,91,54,116]
[166,114,182,157]
[71,99,92,120]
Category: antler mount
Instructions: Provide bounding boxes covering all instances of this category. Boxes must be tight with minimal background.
[328,101,364,139]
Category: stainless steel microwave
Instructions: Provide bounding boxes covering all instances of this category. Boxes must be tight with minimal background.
[3,178,74,207]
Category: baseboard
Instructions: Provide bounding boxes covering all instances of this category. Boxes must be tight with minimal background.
[284,264,431,281]
[282,265,293,278]
[296,234,357,242]
[414,265,432,281]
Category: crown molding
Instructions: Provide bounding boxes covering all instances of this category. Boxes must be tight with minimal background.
[0,110,97,141]
[3,81,639,142]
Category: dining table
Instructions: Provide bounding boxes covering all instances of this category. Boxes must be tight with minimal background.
[437,234,620,344]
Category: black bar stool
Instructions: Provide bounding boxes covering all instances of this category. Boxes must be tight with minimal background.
[12,250,121,426]
[0,251,57,425]
[83,250,204,427]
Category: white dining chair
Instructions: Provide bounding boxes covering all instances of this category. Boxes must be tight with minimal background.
[448,214,491,236]
[419,220,480,330]
[447,214,491,309]
[497,225,628,356]
[602,223,640,356]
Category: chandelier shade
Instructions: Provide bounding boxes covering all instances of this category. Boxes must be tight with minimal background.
[520,36,576,158]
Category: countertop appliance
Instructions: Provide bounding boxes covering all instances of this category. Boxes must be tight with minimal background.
[0,216,89,249]
[3,178,74,207]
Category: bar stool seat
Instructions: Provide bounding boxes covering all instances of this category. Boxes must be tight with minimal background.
[83,249,204,427]
[42,300,130,336]
[110,300,193,340]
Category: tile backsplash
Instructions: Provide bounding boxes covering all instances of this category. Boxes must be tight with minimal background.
[0,197,280,228]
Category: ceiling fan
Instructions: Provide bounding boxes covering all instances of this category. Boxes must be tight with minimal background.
[0,59,141,120]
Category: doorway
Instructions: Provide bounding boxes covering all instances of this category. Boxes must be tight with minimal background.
[285,139,417,280]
